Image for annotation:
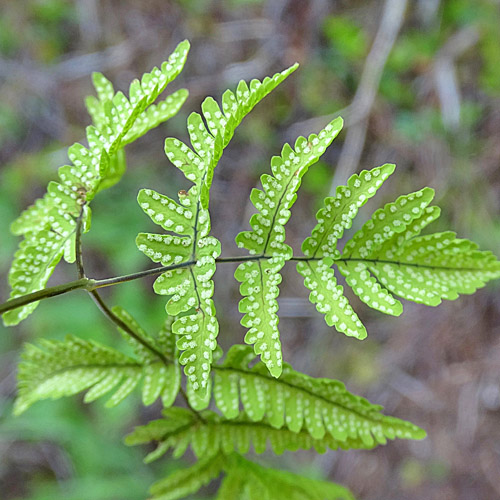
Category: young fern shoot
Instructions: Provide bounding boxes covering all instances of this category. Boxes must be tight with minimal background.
[2,40,500,500]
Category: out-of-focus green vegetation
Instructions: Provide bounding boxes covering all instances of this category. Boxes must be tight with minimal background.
[1,1,499,499]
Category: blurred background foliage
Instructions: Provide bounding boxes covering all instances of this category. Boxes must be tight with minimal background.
[0,1,499,499]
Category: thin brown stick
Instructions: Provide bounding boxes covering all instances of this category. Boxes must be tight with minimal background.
[330,0,408,191]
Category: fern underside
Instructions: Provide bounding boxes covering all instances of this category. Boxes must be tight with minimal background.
[5,40,500,500]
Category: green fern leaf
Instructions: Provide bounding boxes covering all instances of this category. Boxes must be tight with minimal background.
[137,65,298,402]
[126,408,340,460]
[341,187,435,260]
[298,164,500,338]
[148,451,350,500]
[233,258,285,377]
[91,72,114,104]
[4,41,190,326]
[15,335,139,414]
[137,191,221,402]
[3,226,80,326]
[14,331,180,414]
[360,235,500,305]
[298,259,368,339]
[122,90,188,146]
[302,164,396,259]
[338,187,500,308]
[149,453,225,500]
[297,164,396,338]
[84,73,115,130]
[372,205,442,259]
[126,401,423,464]
[86,42,189,160]
[136,184,220,403]
[235,118,344,377]
[213,345,424,445]
[10,196,53,235]
[218,454,355,500]
[236,117,344,257]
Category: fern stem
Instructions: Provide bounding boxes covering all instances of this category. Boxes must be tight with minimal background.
[0,254,489,317]
[0,278,94,315]
[93,261,196,288]
[216,255,267,263]
[89,290,171,364]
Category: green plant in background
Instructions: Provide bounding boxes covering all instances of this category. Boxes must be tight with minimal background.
[1,40,500,500]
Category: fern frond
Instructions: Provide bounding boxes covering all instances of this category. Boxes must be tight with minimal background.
[85,73,114,128]
[149,453,225,500]
[218,454,355,500]
[235,118,344,377]
[162,63,298,203]
[297,164,396,338]
[298,166,500,338]
[212,345,424,444]
[148,451,353,500]
[126,401,423,463]
[137,65,298,402]
[4,227,79,326]
[137,194,221,404]
[15,335,140,414]
[15,328,180,413]
[4,41,190,326]
[86,42,189,160]
[341,187,435,260]
[121,90,188,146]
[373,205,442,258]
[338,187,500,307]
[351,236,500,306]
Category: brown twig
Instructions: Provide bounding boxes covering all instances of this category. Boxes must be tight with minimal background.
[330,0,409,191]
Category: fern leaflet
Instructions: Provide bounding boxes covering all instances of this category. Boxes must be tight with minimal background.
[126,347,424,462]
[338,187,500,304]
[137,64,298,403]
[298,166,500,339]
[235,117,343,377]
[297,164,396,338]
[212,345,424,445]
[126,401,422,464]
[4,41,190,326]
[15,311,181,414]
